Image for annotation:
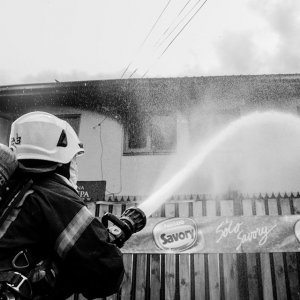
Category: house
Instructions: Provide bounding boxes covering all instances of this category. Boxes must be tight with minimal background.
[1,73,300,201]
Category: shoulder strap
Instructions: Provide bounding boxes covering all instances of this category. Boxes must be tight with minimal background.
[0,178,33,228]
[0,179,26,214]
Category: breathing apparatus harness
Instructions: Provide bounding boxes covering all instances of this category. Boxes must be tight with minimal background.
[0,177,60,300]
[0,111,86,300]
[0,177,148,300]
[0,111,147,298]
[0,177,33,300]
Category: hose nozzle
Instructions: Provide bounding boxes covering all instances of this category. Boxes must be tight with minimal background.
[102,207,146,248]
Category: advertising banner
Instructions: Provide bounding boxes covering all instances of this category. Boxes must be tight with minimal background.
[121,215,300,254]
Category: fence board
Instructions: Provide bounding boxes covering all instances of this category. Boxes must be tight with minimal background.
[192,200,205,300]
[178,202,191,300]
[269,198,287,300]
[98,203,109,218]
[164,202,176,300]
[256,198,274,300]
[149,205,162,300]
[110,203,122,217]
[242,198,261,300]
[206,200,221,300]
[120,254,133,300]
[135,254,148,300]
[293,196,300,214]
[220,200,239,300]
[117,203,134,300]
[281,198,300,299]
[192,199,203,217]
[150,254,161,299]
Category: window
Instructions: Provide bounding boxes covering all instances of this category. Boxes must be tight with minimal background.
[0,115,12,145]
[124,113,177,155]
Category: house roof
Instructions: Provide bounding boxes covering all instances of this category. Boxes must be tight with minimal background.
[1,74,300,117]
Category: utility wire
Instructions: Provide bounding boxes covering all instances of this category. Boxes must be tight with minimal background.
[121,0,173,79]
[154,0,193,48]
[93,117,108,179]
[129,68,138,79]
[143,0,209,78]
[94,117,123,196]
[159,0,209,59]
[155,0,202,51]
[105,127,123,196]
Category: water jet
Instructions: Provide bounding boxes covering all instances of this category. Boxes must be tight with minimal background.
[138,111,300,217]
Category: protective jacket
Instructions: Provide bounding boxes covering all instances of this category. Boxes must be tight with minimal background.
[0,172,124,299]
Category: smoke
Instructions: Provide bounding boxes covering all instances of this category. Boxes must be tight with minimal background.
[245,0,300,75]
[212,31,259,75]
[187,0,300,77]
[263,0,300,73]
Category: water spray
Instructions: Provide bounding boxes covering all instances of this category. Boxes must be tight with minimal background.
[102,111,300,246]
[101,120,229,243]
[137,111,300,217]
[137,120,235,217]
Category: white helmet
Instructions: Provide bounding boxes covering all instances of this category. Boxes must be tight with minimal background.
[9,111,84,164]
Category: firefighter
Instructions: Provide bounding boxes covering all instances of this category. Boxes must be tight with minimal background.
[0,111,124,299]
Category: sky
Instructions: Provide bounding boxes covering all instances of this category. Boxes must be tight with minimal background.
[0,0,300,86]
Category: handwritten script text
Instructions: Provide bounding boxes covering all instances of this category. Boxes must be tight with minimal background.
[216,219,277,251]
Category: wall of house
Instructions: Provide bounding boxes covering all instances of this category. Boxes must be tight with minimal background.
[5,96,300,198]
[26,106,193,197]
[2,75,300,198]
[39,98,300,199]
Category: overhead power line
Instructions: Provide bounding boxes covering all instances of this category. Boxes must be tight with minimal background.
[154,0,202,52]
[121,0,173,79]
[128,0,192,79]
[158,0,208,59]
[154,0,193,48]
[143,0,209,78]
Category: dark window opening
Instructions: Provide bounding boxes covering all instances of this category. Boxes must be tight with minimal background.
[124,113,177,155]
[0,115,12,145]
[127,117,148,149]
